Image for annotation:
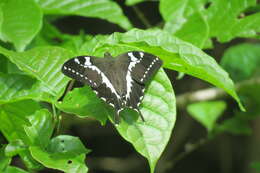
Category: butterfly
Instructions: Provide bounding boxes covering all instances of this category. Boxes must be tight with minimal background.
[61,51,163,124]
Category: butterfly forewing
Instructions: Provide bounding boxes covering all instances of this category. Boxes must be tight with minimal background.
[62,56,103,88]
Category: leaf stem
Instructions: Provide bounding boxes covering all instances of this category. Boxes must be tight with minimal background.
[132,6,152,28]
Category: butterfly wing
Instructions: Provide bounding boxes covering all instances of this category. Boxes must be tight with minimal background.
[126,51,163,84]
[62,55,123,123]
[62,56,103,88]
[116,51,163,121]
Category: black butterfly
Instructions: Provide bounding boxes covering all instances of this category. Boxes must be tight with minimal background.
[61,51,162,124]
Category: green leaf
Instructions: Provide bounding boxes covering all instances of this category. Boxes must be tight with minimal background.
[35,0,132,30]
[0,100,43,170]
[0,46,74,99]
[0,100,41,143]
[160,0,260,43]
[24,109,54,148]
[215,116,252,135]
[251,161,260,171]
[0,0,42,51]
[221,43,260,82]
[94,28,244,110]
[173,12,209,48]
[56,86,108,125]
[125,0,145,6]
[233,12,260,39]
[4,166,29,173]
[206,0,258,42]
[5,140,26,157]
[115,69,176,173]
[30,135,90,173]
[187,101,227,131]
[0,54,7,73]
[160,0,209,47]
[0,147,11,171]
[0,73,52,104]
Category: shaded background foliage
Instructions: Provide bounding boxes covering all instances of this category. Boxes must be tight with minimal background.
[0,0,260,173]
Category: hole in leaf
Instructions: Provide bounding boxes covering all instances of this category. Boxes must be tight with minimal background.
[67,160,72,164]
[61,140,65,143]
[205,2,212,9]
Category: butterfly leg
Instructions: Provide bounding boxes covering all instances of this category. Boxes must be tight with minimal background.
[134,108,145,122]
[114,101,124,124]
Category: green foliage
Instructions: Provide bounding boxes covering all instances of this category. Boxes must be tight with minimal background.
[30,135,90,173]
[187,101,226,132]
[0,0,42,51]
[36,0,132,30]
[251,161,260,171]
[0,0,259,172]
[116,69,175,173]
[221,43,260,81]
[160,0,260,47]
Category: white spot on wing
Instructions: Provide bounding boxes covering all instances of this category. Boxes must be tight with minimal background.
[128,52,138,61]
[74,58,80,64]
[109,103,114,107]
[139,52,144,58]
[84,56,91,66]
[77,63,120,98]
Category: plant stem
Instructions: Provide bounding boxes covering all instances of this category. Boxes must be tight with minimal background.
[132,6,152,28]
[176,77,260,109]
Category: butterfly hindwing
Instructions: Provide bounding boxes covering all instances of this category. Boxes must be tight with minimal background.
[116,51,162,120]
[122,51,162,84]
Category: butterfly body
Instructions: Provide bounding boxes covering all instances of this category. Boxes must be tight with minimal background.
[62,51,162,123]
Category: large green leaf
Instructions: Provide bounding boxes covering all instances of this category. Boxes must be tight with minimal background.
[173,12,209,48]
[221,43,260,82]
[24,109,54,148]
[0,73,51,104]
[0,46,74,99]
[0,100,41,143]
[35,0,132,30]
[0,100,43,170]
[30,135,90,173]
[56,86,108,125]
[94,29,244,110]
[187,101,227,131]
[0,0,42,51]
[160,0,209,48]
[115,69,175,173]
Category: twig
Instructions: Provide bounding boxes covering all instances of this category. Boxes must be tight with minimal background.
[176,77,260,109]
[132,6,152,28]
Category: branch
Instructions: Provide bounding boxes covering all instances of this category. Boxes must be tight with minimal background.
[176,77,260,109]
